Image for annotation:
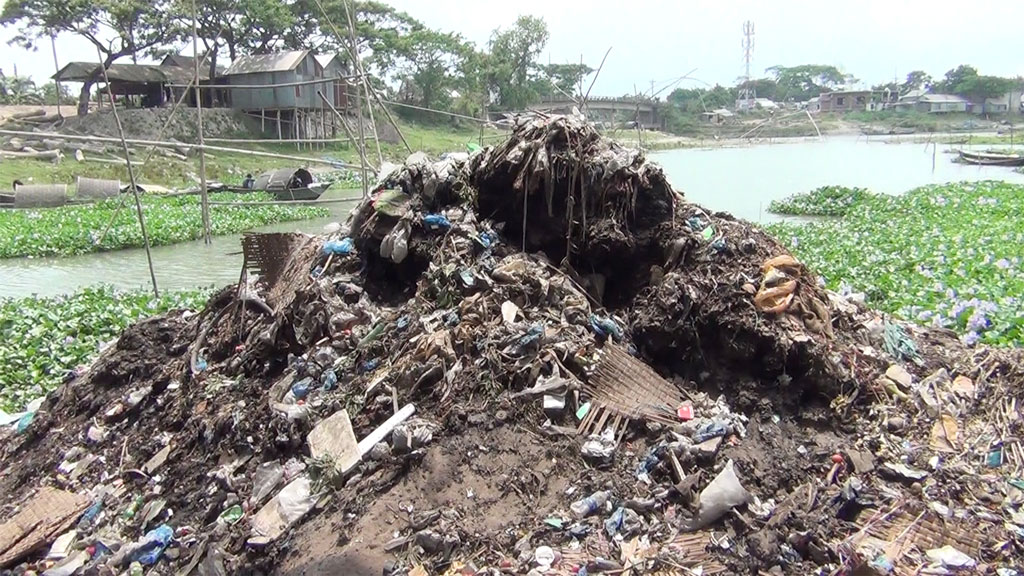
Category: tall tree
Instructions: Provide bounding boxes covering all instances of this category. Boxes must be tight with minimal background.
[935,65,978,93]
[766,64,850,101]
[486,15,549,109]
[901,70,932,93]
[2,0,174,115]
[539,63,593,99]
[398,28,470,113]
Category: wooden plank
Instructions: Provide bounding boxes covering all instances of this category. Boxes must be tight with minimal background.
[0,488,90,568]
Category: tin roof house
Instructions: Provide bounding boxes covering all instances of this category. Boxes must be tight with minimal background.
[220,50,351,139]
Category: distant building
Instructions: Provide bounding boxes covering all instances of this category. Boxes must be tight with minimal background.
[815,90,898,113]
[972,90,1024,115]
[753,98,778,110]
[915,94,969,113]
[52,62,194,108]
[701,109,734,124]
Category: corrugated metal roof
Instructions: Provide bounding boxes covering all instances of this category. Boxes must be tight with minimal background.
[52,62,195,84]
[920,93,969,103]
[223,50,309,76]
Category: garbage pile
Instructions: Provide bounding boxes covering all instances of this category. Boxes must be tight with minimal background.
[2,113,1023,576]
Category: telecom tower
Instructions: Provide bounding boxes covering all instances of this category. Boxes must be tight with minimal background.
[738,21,755,111]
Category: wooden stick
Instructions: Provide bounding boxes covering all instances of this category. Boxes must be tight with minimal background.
[207,197,363,207]
[0,130,367,169]
[96,50,159,298]
[366,81,411,154]
[343,4,383,167]
[192,0,211,244]
[164,74,362,90]
[317,91,376,178]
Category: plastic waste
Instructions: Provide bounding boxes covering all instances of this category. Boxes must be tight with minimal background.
[321,369,338,391]
[569,490,611,519]
[15,411,35,434]
[291,378,312,401]
[129,562,144,576]
[77,497,104,530]
[926,546,975,569]
[130,524,174,565]
[581,428,617,462]
[322,237,354,255]
[604,506,641,538]
[693,419,729,443]
[688,460,750,530]
[250,461,285,507]
[589,315,623,341]
[218,505,244,525]
[361,358,380,373]
[422,214,451,230]
[534,545,555,568]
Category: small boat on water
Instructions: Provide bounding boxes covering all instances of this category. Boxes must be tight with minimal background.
[252,168,331,201]
[957,150,1024,167]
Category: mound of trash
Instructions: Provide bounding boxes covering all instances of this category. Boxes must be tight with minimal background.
[2,114,1023,576]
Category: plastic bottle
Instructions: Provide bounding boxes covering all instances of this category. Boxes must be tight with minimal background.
[569,490,611,519]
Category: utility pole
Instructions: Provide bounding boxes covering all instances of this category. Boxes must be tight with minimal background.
[738,21,756,111]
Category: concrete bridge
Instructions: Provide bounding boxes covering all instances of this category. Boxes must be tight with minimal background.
[497,97,660,129]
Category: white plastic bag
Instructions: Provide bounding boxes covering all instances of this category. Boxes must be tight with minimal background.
[690,459,750,529]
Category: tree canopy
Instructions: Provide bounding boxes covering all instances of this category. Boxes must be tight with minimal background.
[766,64,854,101]
[2,0,175,114]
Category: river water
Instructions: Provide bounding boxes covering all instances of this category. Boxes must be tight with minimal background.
[3,135,1023,298]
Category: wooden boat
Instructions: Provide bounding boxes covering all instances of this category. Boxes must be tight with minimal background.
[253,168,331,201]
[958,150,1024,167]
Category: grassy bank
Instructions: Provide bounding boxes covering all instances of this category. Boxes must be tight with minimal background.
[767,181,1023,347]
[0,192,328,259]
[0,287,209,411]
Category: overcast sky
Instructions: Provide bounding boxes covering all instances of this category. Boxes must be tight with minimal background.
[3,0,1021,97]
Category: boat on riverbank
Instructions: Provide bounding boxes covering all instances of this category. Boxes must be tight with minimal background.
[251,167,331,201]
[957,150,1024,167]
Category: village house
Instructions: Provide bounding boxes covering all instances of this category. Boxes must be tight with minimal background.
[816,90,897,113]
[220,50,350,139]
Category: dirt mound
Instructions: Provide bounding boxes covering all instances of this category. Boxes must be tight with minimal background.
[2,114,1023,576]
[56,108,253,141]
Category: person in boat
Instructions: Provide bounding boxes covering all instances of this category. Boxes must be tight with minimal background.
[242,174,255,189]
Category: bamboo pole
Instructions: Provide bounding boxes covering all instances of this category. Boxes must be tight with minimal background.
[340,0,382,166]
[93,38,223,246]
[192,0,211,244]
[0,130,367,169]
[165,74,361,90]
[367,82,411,154]
[50,34,62,117]
[208,197,363,207]
[318,91,373,197]
[96,51,159,299]
[317,90,371,166]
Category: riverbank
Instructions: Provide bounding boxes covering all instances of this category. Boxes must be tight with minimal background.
[0,192,328,258]
[1,118,505,188]
[767,180,1023,347]
[0,286,208,411]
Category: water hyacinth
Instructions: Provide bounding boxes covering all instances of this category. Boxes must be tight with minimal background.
[0,192,328,259]
[0,287,209,411]
[768,181,1024,347]
[768,185,874,216]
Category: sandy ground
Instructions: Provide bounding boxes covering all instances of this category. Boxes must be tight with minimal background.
[0,104,80,121]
